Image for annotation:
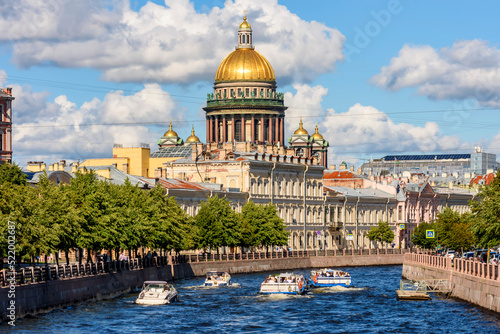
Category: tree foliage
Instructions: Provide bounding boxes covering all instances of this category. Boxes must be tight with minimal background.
[470,171,500,247]
[194,195,240,252]
[434,207,475,251]
[366,221,395,244]
[411,221,437,250]
[238,201,289,251]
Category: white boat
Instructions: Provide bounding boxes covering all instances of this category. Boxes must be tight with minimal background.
[135,281,178,305]
[309,269,351,288]
[204,271,231,286]
[259,273,307,295]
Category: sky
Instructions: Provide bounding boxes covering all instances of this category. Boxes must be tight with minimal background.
[2,0,500,168]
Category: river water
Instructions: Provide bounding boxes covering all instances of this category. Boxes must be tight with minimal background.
[5,265,500,333]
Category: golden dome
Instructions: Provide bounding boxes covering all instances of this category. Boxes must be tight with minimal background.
[163,121,178,137]
[239,16,251,29]
[215,48,275,83]
[186,126,200,143]
[294,118,309,135]
[311,124,324,140]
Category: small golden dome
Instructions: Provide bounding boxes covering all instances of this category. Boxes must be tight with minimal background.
[239,16,251,29]
[186,126,200,143]
[163,121,178,137]
[294,118,309,135]
[311,124,324,140]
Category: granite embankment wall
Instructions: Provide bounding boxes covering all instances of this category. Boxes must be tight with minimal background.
[403,253,500,313]
[1,250,405,322]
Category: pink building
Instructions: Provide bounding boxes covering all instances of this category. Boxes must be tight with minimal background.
[0,88,14,164]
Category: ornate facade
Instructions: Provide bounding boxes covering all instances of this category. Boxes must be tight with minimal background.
[0,88,14,164]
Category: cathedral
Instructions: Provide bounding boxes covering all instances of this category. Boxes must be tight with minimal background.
[155,15,329,168]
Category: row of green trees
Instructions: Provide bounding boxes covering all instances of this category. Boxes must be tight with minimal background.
[411,171,500,251]
[0,164,289,265]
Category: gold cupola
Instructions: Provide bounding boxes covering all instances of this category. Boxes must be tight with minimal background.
[186,125,200,143]
[311,123,324,140]
[293,117,309,135]
[163,121,178,137]
[214,15,276,83]
[239,15,251,30]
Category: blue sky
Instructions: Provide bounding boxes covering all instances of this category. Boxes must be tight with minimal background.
[1,0,500,167]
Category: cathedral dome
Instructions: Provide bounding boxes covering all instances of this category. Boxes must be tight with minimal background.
[311,124,324,140]
[215,49,275,83]
[293,118,309,135]
[163,121,178,137]
[186,126,200,143]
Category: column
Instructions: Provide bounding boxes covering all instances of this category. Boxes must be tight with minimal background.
[231,115,235,142]
[223,116,227,143]
[215,115,219,143]
[279,117,284,144]
[268,117,273,144]
[260,114,264,143]
[206,116,210,143]
[251,115,255,143]
[241,115,246,142]
[275,115,279,144]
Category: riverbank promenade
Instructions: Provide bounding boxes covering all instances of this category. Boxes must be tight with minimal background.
[403,252,500,312]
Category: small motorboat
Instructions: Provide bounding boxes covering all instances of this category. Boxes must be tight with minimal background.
[135,281,178,305]
[309,269,351,288]
[204,271,232,286]
[259,273,307,295]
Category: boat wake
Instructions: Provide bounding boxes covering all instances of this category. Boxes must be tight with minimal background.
[182,283,241,290]
[312,286,367,294]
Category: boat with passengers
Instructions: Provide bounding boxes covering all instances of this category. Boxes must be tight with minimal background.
[135,281,178,305]
[204,271,232,286]
[259,273,307,295]
[308,268,351,288]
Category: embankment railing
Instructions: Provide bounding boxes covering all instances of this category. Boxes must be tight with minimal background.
[2,248,407,287]
[404,252,500,282]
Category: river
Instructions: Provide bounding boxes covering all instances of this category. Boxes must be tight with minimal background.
[5,265,500,333]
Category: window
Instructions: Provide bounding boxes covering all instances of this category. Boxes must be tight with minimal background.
[234,120,241,141]
[245,88,249,97]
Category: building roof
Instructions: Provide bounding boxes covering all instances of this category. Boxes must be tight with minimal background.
[383,154,470,161]
[470,173,496,186]
[138,177,208,191]
[324,186,394,199]
[150,146,192,158]
[323,170,362,179]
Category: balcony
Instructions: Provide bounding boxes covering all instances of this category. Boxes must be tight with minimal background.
[206,95,285,108]
[328,221,343,232]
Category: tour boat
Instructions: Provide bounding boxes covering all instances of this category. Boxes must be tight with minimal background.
[204,271,232,286]
[259,273,307,295]
[308,269,351,288]
[135,281,178,305]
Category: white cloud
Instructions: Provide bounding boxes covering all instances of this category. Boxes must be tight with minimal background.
[284,84,469,166]
[372,39,500,106]
[11,83,184,165]
[0,0,344,85]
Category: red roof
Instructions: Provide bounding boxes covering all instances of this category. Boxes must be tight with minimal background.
[139,177,207,190]
[323,170,360,179]
[470,173,496,186]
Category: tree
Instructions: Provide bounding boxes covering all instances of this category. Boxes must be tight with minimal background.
[434,207,475,251]
[0,163,27,186]
[366,221,395,245]
[411,221,437,250]
[470,170,500,247]
[195,196,240,253]
[238,201,262,250]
